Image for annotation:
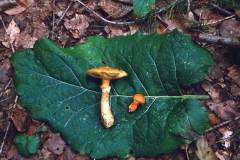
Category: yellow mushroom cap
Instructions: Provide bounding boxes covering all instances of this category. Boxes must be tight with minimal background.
[133,93,145,104]
[87,66,128,80]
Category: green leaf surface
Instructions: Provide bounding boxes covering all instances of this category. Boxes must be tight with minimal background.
[12,31,213,158]
[133,0,155,17]
[14,134,40,156]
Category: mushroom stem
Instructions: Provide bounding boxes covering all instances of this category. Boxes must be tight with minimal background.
[128,101,139,112]
[100,79,114,128]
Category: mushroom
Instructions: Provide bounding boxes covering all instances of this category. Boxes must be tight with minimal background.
[128,93,145,112]
[87,66,128,128]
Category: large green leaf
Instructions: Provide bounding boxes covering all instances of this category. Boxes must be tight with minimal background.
[12,31,213,158]
[133,0,155,17]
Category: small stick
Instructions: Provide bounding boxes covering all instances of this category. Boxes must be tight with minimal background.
[55,1,73,26]
[202,15,235,26]
[51,0,56,39]
[198,33,240,46]
[0,79,12,98]
[209,2,233,16]
[185,144,190,160]
[73,0,184,26]
[0,15,15,52]
[205,115,240,133]
[0,121,11,155]
[187,0,191,13]
[73,0,135,25]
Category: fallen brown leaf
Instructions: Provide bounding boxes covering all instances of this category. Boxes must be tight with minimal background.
[2,19,20,48]
[220,19,240,37]
[202,81,222,103]
[64,14,89,39]
[230,84,240,97]
[195,136,217,160]
[27,120,42,135]
[10,105,31,132]
[207,100,240,120]
[99,0,132,18]
[15,31,37,49]
[208,112,221,126]
[104,25,124,38]
[45,133,66,155]
[215,150,231,160]
[4,0,34,15]
[0,62,10,83]
[228,65,240,87]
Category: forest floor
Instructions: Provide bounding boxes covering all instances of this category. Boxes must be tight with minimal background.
[1,0,240,159]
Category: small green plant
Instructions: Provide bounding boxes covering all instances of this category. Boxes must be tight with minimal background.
[14,134,40,156]
[133,0,155,17]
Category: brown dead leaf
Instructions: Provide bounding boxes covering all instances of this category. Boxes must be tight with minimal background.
[40,146,54,160]
[4,0,34,15]
[228,65,240,87]
[64,14,89,39]
[230,84,240,97]
[202,81,222,103]
[75,154,90,160]
[45,133,66,155]
[99,0,132,18]
[10,105,31,132]
[220,19,240,38]
[57,146,76,160]
[2,19,20,48]
[6,145,18,160]
[104,25,124,38]
[27,120,42,135]
[195,136,217,160]
[15,31,37,49]
[0,62,10,83]
[208,112,220,126]
[207,100,240,120]
[215,150,231,160]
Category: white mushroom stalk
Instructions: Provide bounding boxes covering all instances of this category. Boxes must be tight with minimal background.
[87,66,128,128]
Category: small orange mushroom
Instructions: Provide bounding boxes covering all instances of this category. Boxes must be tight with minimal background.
[128,93,145,112]
[87,66,128,128]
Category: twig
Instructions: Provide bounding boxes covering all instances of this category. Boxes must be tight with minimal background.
[73,0,184,25]
[0,121,10,155]
[0,15,15,52]
[205,115,240,133]
[0,79,12,98]
[0,97,11,103]
[73,0,135,25]
[202,15,235,26]
[55,1,73,26]
[198,33,240,46]
[0,96,18,155]
[185,144,190,160]
[209,2,234,16]
[187,0,191,13]
[51,0,56,39]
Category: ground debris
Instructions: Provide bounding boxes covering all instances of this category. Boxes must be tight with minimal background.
[64,14,90,39]
[98,0,132,18]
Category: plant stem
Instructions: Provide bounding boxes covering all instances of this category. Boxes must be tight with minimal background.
[148,95,209,100]
[112,94,210,100]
